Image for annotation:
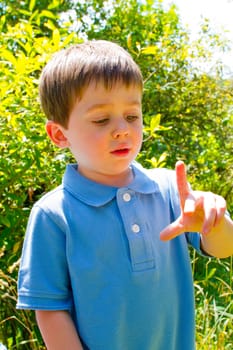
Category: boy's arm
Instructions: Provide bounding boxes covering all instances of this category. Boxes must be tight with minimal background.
[160,161,233,258]
[36,310,84,350]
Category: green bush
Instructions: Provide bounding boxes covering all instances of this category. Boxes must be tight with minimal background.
[0,12,76,347]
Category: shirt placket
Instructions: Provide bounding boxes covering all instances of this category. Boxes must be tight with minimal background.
[117,189,155,272]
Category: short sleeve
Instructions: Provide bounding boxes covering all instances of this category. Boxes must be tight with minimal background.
[17,205,72,310]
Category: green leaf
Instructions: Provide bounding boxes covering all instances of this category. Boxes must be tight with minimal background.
[206,268,217,281]
[0,50,17,66]
[150,114,161,133]
[39,10,57,20]
[29,0,36,12]
[52,28,60,48]
[1,217,11,228]
[141,46,158,55]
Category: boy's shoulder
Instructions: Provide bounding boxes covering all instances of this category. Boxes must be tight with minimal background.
[33,184,66,214]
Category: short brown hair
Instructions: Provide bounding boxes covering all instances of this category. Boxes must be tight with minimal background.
[39,40,143,127]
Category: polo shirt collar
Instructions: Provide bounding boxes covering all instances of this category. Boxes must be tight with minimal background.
[62,162,159,207]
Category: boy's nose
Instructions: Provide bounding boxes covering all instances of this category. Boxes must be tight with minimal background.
[112,121,129,139]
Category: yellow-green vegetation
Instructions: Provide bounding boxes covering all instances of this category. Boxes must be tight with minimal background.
[0,0,232,348]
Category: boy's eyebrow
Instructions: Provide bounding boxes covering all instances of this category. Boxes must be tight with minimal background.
[87,101,141,113]
[86,103,112,112]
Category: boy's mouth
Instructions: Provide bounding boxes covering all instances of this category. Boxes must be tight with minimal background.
[110,148,130,156]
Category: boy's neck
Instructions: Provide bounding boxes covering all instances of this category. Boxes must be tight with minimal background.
[77,166,134,187]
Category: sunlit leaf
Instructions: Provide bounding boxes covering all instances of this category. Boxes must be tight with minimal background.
[29,0,36,12]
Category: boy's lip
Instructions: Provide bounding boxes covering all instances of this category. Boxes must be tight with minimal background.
[110,146,131,156]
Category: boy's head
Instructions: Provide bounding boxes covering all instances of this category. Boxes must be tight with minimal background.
[39,40,143,128]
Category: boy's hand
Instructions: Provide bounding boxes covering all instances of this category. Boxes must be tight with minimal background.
[160,161,226,241]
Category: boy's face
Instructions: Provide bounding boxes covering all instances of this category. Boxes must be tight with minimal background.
[48,81,143,186]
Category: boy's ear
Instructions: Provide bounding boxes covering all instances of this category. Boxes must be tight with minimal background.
[45,121,70,148]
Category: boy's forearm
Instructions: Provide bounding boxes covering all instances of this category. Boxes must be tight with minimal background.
[36,310,84,350]
[201,214,233,258]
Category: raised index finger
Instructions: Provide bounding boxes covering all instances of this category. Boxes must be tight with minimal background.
[176,161,194,213]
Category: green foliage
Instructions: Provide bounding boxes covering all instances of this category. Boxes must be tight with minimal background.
[0,266,45,349]
[0,8,78,270]
[192,252,233,349]
[0,0,72,32]
[0,8,77,346]
[0,0,233,348]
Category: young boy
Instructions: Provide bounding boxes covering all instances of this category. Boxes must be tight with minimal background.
[17,40,233,350]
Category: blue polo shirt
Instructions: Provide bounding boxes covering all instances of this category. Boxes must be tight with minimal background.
[17,162,202,349]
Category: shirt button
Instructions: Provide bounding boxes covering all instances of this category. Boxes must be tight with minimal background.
[123,193,131,202]
[132,224,140,233]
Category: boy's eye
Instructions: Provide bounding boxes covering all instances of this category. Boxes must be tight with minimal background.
[92,118,109,125]
[126,115,139,122]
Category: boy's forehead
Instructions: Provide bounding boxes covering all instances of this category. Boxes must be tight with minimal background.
[84,79,142,94]
[82,80,142,98]
[72,81,142,111]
